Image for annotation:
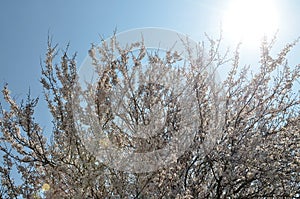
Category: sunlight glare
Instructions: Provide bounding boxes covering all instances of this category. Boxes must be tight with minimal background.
[223,0,279,47]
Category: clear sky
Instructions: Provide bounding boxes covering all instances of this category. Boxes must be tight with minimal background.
[1,0,300,189]
[1,0,300,131]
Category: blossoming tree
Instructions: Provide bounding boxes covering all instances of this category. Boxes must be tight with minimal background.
[0,33,299,198]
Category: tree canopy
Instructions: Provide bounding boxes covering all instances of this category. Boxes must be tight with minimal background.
[0,33,299,198]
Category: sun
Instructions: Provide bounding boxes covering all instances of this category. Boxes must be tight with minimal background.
[223,0,279,47]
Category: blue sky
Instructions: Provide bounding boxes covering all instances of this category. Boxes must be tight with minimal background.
[0,0,300,130]
[0,0,300,190]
